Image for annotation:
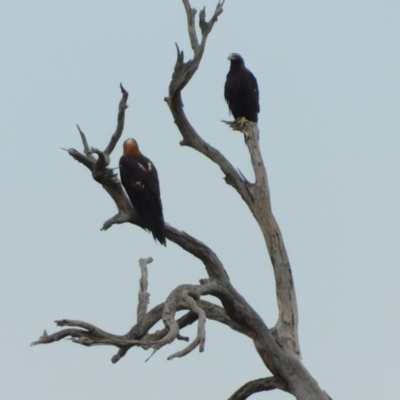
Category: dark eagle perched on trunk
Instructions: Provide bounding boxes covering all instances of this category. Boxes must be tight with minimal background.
[119,138,166,246]
[224,53,260,126]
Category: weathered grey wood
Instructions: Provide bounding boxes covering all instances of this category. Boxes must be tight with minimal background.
[137,257,152,324]
[31,280,245,362]
[228,377,283,400]
[32,1,332,399]
[103,83,129,157]
[243,123,299,356]
[164,2,330,398]
[166,289,206,360]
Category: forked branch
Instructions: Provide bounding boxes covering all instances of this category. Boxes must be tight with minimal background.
[168,0,224,100]
[32,258,243,362]
[167,0,299,356]
[64,82,229,281]
[35,1,332,398]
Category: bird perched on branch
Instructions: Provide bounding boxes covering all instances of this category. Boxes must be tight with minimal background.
[224,53,260,126]
[119,138,166,246]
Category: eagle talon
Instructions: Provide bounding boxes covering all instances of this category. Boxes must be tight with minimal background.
[236,116,248,127]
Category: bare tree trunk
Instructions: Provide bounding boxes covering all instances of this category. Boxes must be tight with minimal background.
[32,1,332,399]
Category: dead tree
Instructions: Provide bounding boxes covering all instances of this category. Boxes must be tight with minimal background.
[31,1,332,399]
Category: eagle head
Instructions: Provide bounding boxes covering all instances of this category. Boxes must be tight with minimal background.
[123,138,140,156]
[228,53,244,63]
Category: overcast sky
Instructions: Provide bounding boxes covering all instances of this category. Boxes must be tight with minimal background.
[1,1,400,399]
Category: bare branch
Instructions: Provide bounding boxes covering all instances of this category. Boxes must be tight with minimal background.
[77,124,96,162]
[32,268,256,371]
[165,225,228,281]
[103,83,129,156]
[68,83,127,176]
[31,319,128,347]
[228,377,284,400]
[199,0,224,36]
[239,123,299,355]
[31,328,87,346]
[169,93,252,203]
[101,210,133,231]
[166,0,299,356]
[89,147,110,171]
[65,147,94,170]
[167,0,224,100]
[137,257,153,323]
[182,0,199,51]
[196,300,248,336]
[169,69,299,355]
[31,313,172,352]
[167,290,206,360]
[32,271,247,363]
[160,5,334,399]
[66,87,147,234]
[65,86,231,283]
[160,283,205,357]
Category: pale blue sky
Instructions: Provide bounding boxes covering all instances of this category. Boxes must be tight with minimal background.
[1,1,400,399]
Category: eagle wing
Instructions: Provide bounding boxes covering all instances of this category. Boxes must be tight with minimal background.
[119,154,166,245]
[242,68,260,122]
[120,155,162,211]
[224,67,260,122]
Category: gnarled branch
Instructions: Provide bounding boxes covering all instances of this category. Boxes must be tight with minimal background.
[161,1,332,399]
[64,83,229,282]
[228,377,284,400]
[167,0,224,100]
[167,0,298,356]
[32,257,249,363]
[35,1,332,398]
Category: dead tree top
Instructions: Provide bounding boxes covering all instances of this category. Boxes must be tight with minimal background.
[32,1,331,399]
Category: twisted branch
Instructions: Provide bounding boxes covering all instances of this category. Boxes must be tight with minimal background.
[34,1,333,398]
[167,289,206,360]
[31,257,246,363]
[228,377,283,400]
[167,0,224,100]
[166,0,299,355]
[64,82,229,281]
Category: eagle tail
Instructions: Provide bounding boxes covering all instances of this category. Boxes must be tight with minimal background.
[155,222,167,246]
[148,215,166,246]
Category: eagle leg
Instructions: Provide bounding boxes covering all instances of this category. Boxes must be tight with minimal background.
[236,116,248,127]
